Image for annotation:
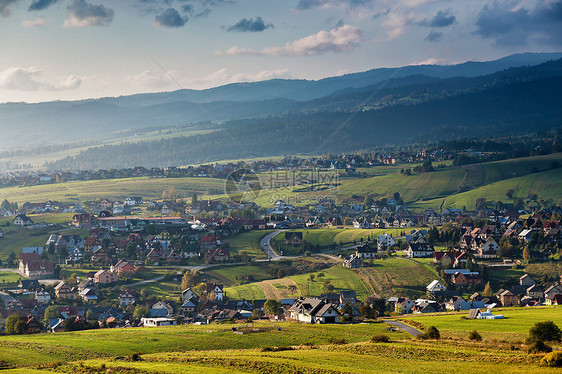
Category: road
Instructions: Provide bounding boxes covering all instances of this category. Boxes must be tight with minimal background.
[124,275,165,287]
[259,229,287,260]
[384,320,423,337]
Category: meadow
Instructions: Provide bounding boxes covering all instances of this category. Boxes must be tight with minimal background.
[401,306,562,341]
[1,311,560,373]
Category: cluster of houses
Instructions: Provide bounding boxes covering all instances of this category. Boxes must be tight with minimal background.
[388,272,562,316]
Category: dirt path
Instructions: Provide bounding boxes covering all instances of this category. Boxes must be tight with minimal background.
[259,278,299,300]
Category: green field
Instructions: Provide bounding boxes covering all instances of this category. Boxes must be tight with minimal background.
[224,257,440,301]
[0,271,25,285]
[225,230,273,259]
[0,177,227,204]
[402,306,562,341]
[1,310,560,373]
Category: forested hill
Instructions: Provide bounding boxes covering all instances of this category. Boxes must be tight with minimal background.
[49,71,562,169]
[1,52,562,151]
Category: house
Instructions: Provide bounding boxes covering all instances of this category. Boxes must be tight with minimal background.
[141,317,177,327]
[355,243,377,259]
[451,272,482,287]
[406,243,434,258]
[526,284,544,299]
[445,296,466,311]
[544,284,562,299]
[395,298,415,314]
[55,281,75,299]
[18,252,54,279]
[18,279,39,291]
[207,247,230,263]
[476,237,499,258]
[150,301,174,317]
[112,260,135,276]
[182,288,199,303]
[413,300,440,314]
[426,280,446,293]
[125,197,143,206]
[94,270,118,284]
[80,288,98,302]
[519,274,536,287]
[343,254,363,268]
[199,236,219,251]
[181,297,198,313]
[378,234,396,250]
[119,289,138,307]
[339,290,357,305]
[14,214,33,226]
[92,247,110,263]
[545,294,562,306]
[285,232,303,246]
[498,290,518,307]
[68,247,83,263]
[289,298,339,323]
[206,282,224,301]
[35,289,51,304]
[72,213,96,227]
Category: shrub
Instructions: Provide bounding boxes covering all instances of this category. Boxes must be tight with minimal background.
[528,340,552,354]
[371,334,390,343]
[421,326,440,340]
[468,330,482,341]
[529,321,562,343]
[331,338,347,345]
[129,353,142,362]
[540,351,562,367]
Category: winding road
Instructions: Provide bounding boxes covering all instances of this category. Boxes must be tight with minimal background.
[383,320,423,337]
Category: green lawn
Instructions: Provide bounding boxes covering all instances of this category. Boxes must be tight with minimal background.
[0,271,25,285]
[225,230,273,259]
[402,306,562,341]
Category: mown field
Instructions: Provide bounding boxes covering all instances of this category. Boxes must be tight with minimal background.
[0,177,226,205]
[402,306,562,341]
[225,230,273,259]
[224,257,440,301]
[1,309,561,373]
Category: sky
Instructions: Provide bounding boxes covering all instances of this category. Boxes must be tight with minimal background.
[0,0,561,103]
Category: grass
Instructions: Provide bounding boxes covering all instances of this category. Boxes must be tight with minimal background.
[0,177,227,205]
[225,230,273,259]
[1,312,560,373]
[223,258,439,301]
[401,306,562,341]
[0,271,25,285]
[204,264,274,286]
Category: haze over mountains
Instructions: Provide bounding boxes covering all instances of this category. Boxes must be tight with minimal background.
[2,52,562,169]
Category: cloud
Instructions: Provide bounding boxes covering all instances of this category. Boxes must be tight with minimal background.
[29,0,60,11]
[123,70,177,89]
[0,66,81,91]
[425,29,442,42]
[227,16,273,32]
[296,0,373,10]
[419,9,455,27]
[474,0,562,46]
[137,0,233,20]
[411,57,450,65]
[0,0,17,17]
[218,24,361,56]
[154,8,187,27]
[63,0,114,28]
[191,68,292,88]
[22,16,50,27]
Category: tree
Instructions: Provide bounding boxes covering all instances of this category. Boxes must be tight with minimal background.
[251,308,264,320]
[322,281,335,294]
[43,305,60,328]
[340,302,353,322]
[505,189,515,199]
[133,305,150,320]
[263,299,281,316]
[191,192,198,205]
[5,313,19,334]
[529,321,562,343]
[288,285,298,295]
[181,269,200,290]
[359,304,377,319]
[482,282,493,297]
[309,274,315,282]
[475,198,487,210]
[523,246,531,261]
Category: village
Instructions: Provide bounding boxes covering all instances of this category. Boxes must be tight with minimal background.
[0,190,561,334]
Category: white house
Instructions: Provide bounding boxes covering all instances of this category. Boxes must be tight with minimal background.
[378,233,396,250]
[289,298,339,324]
[141,317,177,327]
[426,280,446,293]
[35,289,51,304]
[14,214,33,226]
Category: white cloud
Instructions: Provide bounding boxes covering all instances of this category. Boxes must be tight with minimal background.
[411,57,450,65]
[123,70,178,89]
[190,68,292,88]
[22,17,51,27]
[0,67,81,91]
[217,25,362,57]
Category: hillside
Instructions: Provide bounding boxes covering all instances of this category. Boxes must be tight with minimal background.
[48,73,562,169]
[1,53,561,157]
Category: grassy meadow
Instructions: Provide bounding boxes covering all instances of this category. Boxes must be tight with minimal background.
[1,309,561,373]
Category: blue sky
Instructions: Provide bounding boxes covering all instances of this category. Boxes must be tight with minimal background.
[0,0,561,103]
